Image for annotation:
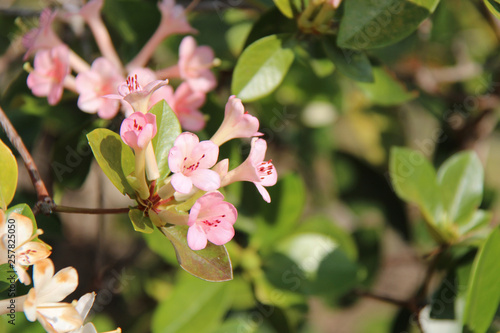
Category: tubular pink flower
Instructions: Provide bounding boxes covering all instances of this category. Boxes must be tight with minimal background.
[168,132,220,194]
[210,96,262,146]
[187,191,237,250]
[222,138,277,203]
[75,57,124,119]
[105,74,168,114]
[150,82,206,131]
[126,0,197,70]
[27,45,70,105]
[178,36,217,92]
[23,9,63,60]
[120,112,157,150]
[79,0,123,69]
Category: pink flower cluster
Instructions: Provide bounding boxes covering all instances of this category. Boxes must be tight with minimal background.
[119,94,278,251]
[24,0,217,130]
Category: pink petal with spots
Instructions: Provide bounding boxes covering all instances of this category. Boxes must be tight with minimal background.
[206,221,235,246]
[187,224,208,250]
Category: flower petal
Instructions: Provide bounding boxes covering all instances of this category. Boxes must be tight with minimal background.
[171,173,193,194]
[206,221,235,246]
[190,169,220,191]
[187,224,208,250]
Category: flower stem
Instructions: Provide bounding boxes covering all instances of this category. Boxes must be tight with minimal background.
[85,17,123,71]
[52,205,130,215]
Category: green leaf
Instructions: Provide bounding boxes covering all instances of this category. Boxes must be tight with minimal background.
[244,7,297,48]
[158,225,233,282]
[463,227,500,333]
[152,272,231,333]
[87,129,136,198]
[389,148,442,225]
[142,225,178,266]
[128,209,154,233]
[484,0,500,20]
[337,0,440,50]
[437,151,483,226]
[0,263,16,293]
[149,100,181,185]
[356,67,417,106]
[459,210,491,236]
[322,35,374,82]
[0,139,18,209]
[273,0,294,18]
[310,248,359,298]
[232,34,295,102]
[429,270,457,319]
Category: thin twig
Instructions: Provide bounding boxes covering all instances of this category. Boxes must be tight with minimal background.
[52,205,131,215]
[0,105,52,205]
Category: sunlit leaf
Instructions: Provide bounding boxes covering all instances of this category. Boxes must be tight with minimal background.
[437,151,483,226]
[87,129,136,198]
[149,100,181,185]
[128,209,154,233]
[0,139,18,209]
[152,272,231,333]
[232,34,295,102]
[463,227,500,333]
[273,0,294,18]
[159,225,233,282]
[337,0,441,49]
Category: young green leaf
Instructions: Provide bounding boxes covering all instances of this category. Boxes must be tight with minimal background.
[0,139,18,209]
[437,151,483,226]
[152,272,231,333]
[463,227,500,333]
[337,0,440,49]
[389,147,443,227]
[149,100,181,185]
[273,0,294,18]
[0,263,16,293]
[158,225,233,282]
[232,34,295,102]
[322,35,374,82]
[128,209,154,233]
[87,129,136,198]
[356,68,417,106]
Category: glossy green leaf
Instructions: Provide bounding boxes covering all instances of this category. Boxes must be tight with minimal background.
[149,100,181,185]
[0,139,18,209]
[463,227,500,333]
[484,0,500,20]
[152,272,231,333]
[459,210,491,236]
[310,248,359,297]
[87,129,136,198]
[273,0,293,18]
[389,147,442,225]
[337,0,440,49]
[128,209,154,233]
[437,151,483,226]
[322,35,374,82]
[356,67,417,106]
[0,263,16,293]
[159,225,233,282]
[232,34,295,102]
[7,204,37,231]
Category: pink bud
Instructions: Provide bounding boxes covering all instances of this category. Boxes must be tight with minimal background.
[27,45,70,105]
[187,191,237,250]
[210,96,262,146]
[120,112,157,150]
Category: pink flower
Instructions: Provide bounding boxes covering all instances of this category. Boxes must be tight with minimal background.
[222,138,277,203]
[178,36,216,92]
[23,9,63,60]
[126,0,196,70]
[105,74,168,114]
[75,57,124,119]
[150,82,206,131]
[187,191,237,250]
[27,45,70,105]
[120,112,157,150]
[210,96,262,146]
[168,132,220,193]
